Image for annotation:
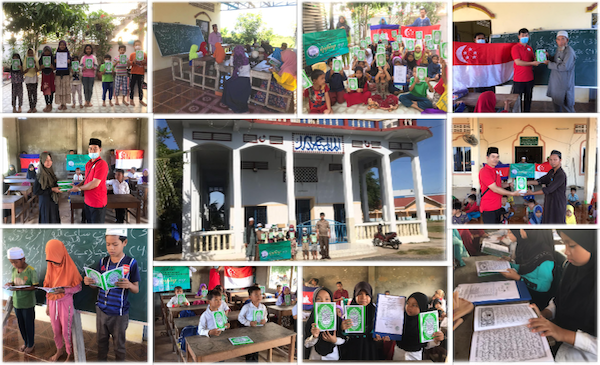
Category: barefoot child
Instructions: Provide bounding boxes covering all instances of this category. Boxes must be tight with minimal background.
[80,44,97,107]
[129,40,147,107]
[23,49,39,113]
[6,247,38,354]
[44,239,83,362]
[54,40,72,111]
[302,228,310,260]
[166,286,190,307]
[70,55,83,109]
[99,54,114,107]
[238,285,268,361]
[113,45,130,106]
[10,53,24,113]
[398,67,434,112]
[83,229,140,361]
[286,224,297,260]
[198,289,231,337]
[304,69,332,114]
[374,64,391,96]
[39,46,56,112]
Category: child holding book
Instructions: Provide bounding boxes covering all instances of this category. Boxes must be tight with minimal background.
[99,54,115,107]
[44,239,83,361]
[83,229,140,361]
[166,286,190,307]
[23,48,39,113]
[302,228,310,260]
[39,46,56,112]
[6,247,38,354]
[310,231,319,260]
[113,45,130,106]
[193,283,209,305]
[10,53,24,113]
[70,55,83,109]
[325,58,347,106]
[276,286,297,306]
[129,40,147,107]
[304,69,331,114]
[238,285,268,361]
[80,44,98,107]
[198,289,230,337]
[398,66,434,112]
[344,66,372,107]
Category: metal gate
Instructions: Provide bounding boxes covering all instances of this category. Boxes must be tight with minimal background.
[296,219,347,245]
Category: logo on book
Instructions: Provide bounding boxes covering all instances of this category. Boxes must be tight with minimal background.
[320,305,333,327]
[348,307,361,328]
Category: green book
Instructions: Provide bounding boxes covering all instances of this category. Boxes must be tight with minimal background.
[377,44,386,54]
[261,232,267,240]
[419,311,439,342]
[345,305,365,333]
[353,46,360,56]
[376,53,386,67]
[515,176,527,191]
[426,40,434,49]
[284,294,291,306]
[11,59,20,71]
[229,336,253,345]
[360,40,367,49]
[406,39,415,51]
[481,241,510,257]
[289,232,295,239]
[357,50,366,61]
[259,285,265,295]
[269,232,274,239]
[536,49,547,62]
[104,61,113,73]
[84,266,124,291]
[213,310,227,330]
[71,61,79,72]
[119,54,127,64]
[373,33,380,43]
[441,42,448,59]
[416,66,427,81]
[253,309,264,326]
[425,34,432,41]
[57,180,72,192]
[26,57,35,68]
[433,30,442,45]
[348,77,358,90]
[85,58,93,69]
[392,42,400,51]
[177,293,187,305]
[302,69,313,89]
[310,235,317,243]
[201,288,208,297]
[391,30,398,37]
[315,302,336,331]
[416,31,423,40]
[332,59,343,72]
[43,56,51,68]
[135,50,144,61]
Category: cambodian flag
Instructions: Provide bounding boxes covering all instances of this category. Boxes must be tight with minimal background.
[370,24,400,42]
[303,286,318,311]
[453,42,517,89]
[19,154,39,172]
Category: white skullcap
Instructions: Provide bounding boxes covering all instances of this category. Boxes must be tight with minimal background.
[251,50,259,58]
[106,228,127,237]
[249,217,254,221]
[557,31,569,39]
[7,247,24,260]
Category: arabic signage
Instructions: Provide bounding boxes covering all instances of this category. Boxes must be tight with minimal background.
[293,134,344,154]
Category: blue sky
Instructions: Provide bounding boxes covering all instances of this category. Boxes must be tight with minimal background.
[156,119,446,196]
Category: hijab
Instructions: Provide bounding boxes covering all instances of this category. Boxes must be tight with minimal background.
[404,52,417,70]
[474,91,497,113]
[271,48,282,63]
[396,292,429,352]
[213,43,225,64]
[279,49,297,77]
[554,230,596,337]
[344,281,380,360]
[7,164,16,176]
[414,47,423,62]
[531,205,543,224]
[336,16,350,35]
[196,283,207,297]
[565,205,576,224]
[304,287,345,357]
[56,40,70,58]
[142,169,149,183]
[231,45,249,81]
[44,239,83,301]
[37,152,60,204]
[189,44,199,60]
[511,229,555,275]
[26,164,36,179]
[379,17,387,25]
[199,42,208,56]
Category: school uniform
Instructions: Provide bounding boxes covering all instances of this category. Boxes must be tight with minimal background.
[198,306,225,336]
[166,295,189,307]
[95,254,140,361]
[108,179,130,223]
[238,301,268,362]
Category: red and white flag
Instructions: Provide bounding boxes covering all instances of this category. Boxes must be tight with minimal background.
[116,150,144,169]
[224,266,254,289]
[453,42,516,89]
[400,24,440,39]
[535,162,552,179]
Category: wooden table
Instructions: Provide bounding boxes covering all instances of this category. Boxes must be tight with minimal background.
[171,54,191,83]
[185,322,296,362]
[70,194,141,223]
[455,92,521,112]
[168,304,209,321]
[267,305,295,325]
[6,185,33,221]
[137,184,148,217]
[173,310,241,337]
[2,195,24,224]
[232,295,277,305]
[4,178,35,185]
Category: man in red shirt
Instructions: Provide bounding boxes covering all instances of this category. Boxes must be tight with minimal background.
[333,281,349,305]
[479,147,522,223]
[511,28,541,112]
[68,138,109,223]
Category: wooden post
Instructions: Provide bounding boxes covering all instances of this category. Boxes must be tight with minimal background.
[71,310,87,362]
[3,296,14,327]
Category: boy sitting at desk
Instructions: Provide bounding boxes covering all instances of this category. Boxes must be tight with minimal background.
[107,169,130,223]
[238,285,269,362]
[166,286,190,308]
[198,289,230,337]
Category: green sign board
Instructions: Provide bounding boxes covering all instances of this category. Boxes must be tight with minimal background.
[66,154,90,171]
[520,137,538,146]
[509,163,535,178]
[153,266,190,292]
[303,29,349,66]
[258,240,292,261]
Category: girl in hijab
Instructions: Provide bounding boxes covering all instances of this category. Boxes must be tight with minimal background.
[529,230,596,361]
[365,48,374,67]
[26,163,36,180]
[413,45,428,66]
[565,205,577,225]
[474,91,510,113]
[276,286,296,306]
[344,66,372,107]
[388,56,405,95]
[44,239,82,361]
[341,281,386,360]
[272,49,297,92]
[500,229,555,308]
[39,46,56,112]
[530,204,544,224]
[54,40,71,111]
[221,45,252,113]
[304,286,350,360]
[391,292,444,360]
[199,42,209,57]
[137,169,149,184]
[33,152,61,223]
[7,164,17,176]
[336,16,351,67]
[213,42,226,64]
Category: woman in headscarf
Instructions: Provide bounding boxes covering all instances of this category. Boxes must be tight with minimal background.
[501,229,555,308]
[6,164,17,176]
[530,204,544,224]
[33,152,61,223]
[39,46,56,112]
[137,169,149,184]
[529,230,596,361]
[390,292,444,360]
[365,48,374,67]
[44,239,82,361]
[341,281,386,360]
[379,17,387,25]
[213,42,226,64]
[199,42,209,57]
[221,45,252,113]
[413,45,428,66]
[272,49,297,92]
[336,16,351,67]
[26,163,36,180]
[304,286,350,360]
[54,40,71,111]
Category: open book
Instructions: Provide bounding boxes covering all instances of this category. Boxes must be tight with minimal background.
[476,260,511,276]
[470,303,553,362]
[481,241,510,257]
[84,267,124,291]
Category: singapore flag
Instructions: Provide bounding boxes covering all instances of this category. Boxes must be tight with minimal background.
[115,150,144,169]
[453,42,516,89]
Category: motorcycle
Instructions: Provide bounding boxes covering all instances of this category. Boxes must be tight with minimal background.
[372,223,401,249]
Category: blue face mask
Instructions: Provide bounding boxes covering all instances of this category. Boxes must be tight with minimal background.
[520,37,529,44]
[476,39,485,44]
[89,152,99,160]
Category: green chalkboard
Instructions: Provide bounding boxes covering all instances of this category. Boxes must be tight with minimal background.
[490,29,597,87]
[3,229,148,322]
[152,22,206,57]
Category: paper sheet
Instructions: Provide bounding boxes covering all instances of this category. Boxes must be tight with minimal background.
[3,284,30,290]
[393,65,407,85]
[470,325,554,362]
[374,295,405,335]
[56,52,68,68]
[475,260,511,276]
[474,303,537,331]
[456,281,520,303]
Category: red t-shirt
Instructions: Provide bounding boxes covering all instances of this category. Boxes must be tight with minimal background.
[303,85,330,112]
[208,268,220,290]
[511,43,534,82]
[84,158,109,208]
[479,164,502,212]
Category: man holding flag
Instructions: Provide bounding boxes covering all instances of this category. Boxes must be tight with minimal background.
[511,28,541,112]
[525,150,567,224]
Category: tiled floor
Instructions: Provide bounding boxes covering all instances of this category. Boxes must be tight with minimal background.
[153,68,292,114]
[3,313,147,362]
[3,79,147,113]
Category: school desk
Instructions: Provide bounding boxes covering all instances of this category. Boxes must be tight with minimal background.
[168,303,209,321]
[173,310,241,337]
[454,92,521,112]
[266,305,295,325]
[232,295,277,306]
[171,54,191,83]
[4,178,35,185]
[69,194,141,223]
[6,185,34,220]
[185,322,296,362]
[2,195,25,224]
[137,184,149,217]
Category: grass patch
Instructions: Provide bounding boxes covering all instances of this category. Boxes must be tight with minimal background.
[396,248,445,255]
[426,221,445,233]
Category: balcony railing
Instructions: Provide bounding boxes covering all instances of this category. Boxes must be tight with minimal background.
[190,230,233,252]
[247,119,417,130]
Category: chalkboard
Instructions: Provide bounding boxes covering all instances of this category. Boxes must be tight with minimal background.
[153,22,206,57]
[3,229,148,322]
[490,29,597,86]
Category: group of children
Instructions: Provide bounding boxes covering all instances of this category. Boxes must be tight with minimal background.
[10,40,146,113]
[251,223,324,260]
[304,40,446,114]
[6,229,140,361]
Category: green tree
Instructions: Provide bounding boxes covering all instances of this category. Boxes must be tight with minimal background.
[366,170,381,211]
[225,13,274,46]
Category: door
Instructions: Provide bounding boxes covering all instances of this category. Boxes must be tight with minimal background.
[196,19,210,44]
[333,204,345,223]
[244,206,267,226]
[514,146,543,163]
[296,199,311,225]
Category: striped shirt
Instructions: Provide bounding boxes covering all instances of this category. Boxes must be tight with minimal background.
[113,55,129,76]
[96,255,140,316]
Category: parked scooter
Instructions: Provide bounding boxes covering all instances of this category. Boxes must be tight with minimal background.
[372,223,401,249]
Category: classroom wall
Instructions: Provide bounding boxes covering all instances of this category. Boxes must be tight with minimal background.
[188,266,273,295]
[304,266,447,302]
[152,2,221,71]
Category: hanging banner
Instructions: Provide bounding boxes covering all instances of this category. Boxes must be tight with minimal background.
[400,24,441,39]
[66,154,91,171]
[509,163,535,178]
[303,29,349,66]
[370,24,400,42]
[116,150,145,169]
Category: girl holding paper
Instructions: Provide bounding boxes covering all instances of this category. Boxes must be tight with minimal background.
[54,40,72,111]
[39,46,56,112]
[44,239,83,362]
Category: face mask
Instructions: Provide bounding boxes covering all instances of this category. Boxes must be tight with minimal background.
[89,152,99,160]
[520,37,529,44]
[134,46,141,50]
[476,39,485,44]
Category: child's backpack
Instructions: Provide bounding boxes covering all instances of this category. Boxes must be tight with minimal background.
[179,310,196,318]
[178,325,198,353]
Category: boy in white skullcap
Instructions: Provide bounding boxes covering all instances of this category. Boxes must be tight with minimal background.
[6,247,38,353]
[83,229,140,361]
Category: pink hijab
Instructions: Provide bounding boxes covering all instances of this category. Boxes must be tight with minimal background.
[278,49,297,77]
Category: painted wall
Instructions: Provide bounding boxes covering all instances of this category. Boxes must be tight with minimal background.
[152,2,221,71]
[189,266,273,294]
